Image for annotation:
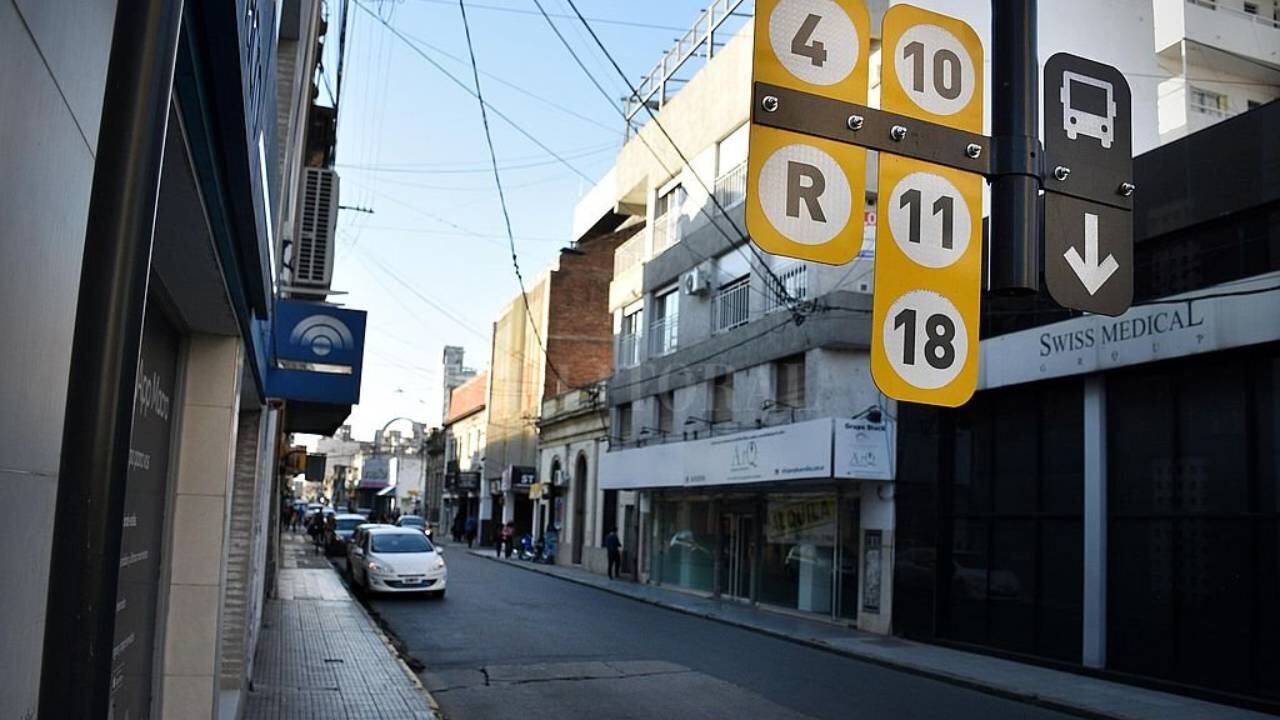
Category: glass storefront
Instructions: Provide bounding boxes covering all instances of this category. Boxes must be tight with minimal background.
[654,498,715,593]
[761,495,836,613]
[652,491,866,621]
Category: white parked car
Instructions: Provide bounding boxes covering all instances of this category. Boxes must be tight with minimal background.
[349,527,447,598]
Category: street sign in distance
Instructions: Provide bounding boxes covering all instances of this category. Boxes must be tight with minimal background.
[870,3,984,408]
[747,0,870,265]
[1043,53,1134,316]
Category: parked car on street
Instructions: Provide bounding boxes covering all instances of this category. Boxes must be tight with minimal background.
[349,527,447,598]
[327,513,368,556]
[347,522,389,572]
[395,514,433,539]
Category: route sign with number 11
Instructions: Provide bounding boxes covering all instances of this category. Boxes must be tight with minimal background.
[870,4,984,407]
[747,0,870,265]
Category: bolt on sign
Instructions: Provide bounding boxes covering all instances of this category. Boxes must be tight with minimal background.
[747,0,870,265]
[870,4,984,407]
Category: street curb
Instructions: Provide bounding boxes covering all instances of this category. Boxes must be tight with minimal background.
[469,551,1111,720]
[334,561,445,720]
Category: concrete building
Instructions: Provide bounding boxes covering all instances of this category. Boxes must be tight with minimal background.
[443,371,489,539]
[0,2,365,717]
[536,383,627,575]
[482,227,636,543]
[579,6,894,632]
[441,344,478,422]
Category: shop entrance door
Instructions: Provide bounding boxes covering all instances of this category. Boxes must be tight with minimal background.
[719,513,755,600]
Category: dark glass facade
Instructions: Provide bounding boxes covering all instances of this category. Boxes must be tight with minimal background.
[894,344,1280,707]
[894,379,1085,663]
[1107,345,1280,702]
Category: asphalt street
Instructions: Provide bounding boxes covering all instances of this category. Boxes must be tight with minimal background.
[364,547,1073,720]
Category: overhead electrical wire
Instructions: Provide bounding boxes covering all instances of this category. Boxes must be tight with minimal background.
[409,0,689,31]
[352,0,597,184]
[557,0,809,318]
[456,0,576,392]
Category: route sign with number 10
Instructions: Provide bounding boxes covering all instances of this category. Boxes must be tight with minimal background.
[870,4,984,407]
[747,0,870,265]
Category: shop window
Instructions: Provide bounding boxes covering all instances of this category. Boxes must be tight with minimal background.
[655,499,715,592]
[760,495,837,613]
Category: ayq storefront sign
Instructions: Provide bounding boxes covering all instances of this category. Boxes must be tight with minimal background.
[979,276,1280,389]
[600,418,832,490]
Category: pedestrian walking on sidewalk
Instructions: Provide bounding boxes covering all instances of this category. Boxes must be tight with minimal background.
[605,527,622,580]
[464,516,477,548]
[498,521,515,558]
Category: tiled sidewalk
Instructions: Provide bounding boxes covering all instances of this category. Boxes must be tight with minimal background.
[468,547,1272,720]
[242,535,439,720]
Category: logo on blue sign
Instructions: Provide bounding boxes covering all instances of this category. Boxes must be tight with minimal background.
[288,314,354,358]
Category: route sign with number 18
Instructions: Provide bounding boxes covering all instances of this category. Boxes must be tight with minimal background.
[870,4,984,407]
[747,0,870,265]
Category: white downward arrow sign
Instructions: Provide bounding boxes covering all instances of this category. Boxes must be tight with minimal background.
[1064,212,1119,295]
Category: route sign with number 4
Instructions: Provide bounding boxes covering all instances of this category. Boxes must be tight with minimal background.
[870,4,984,407]
[747,0,870,265]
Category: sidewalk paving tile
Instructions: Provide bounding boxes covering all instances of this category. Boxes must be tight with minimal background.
[242,535,439,720]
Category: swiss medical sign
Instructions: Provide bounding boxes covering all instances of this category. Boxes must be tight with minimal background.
[267,301,367,405]
[746,2,1134,408]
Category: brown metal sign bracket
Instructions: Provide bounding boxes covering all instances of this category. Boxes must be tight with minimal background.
[752,82,992,177]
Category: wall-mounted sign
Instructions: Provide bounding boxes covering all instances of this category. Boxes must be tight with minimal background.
[268,301,367,406]
[113,306,180,717]
[767,496,837,544]
[833,418,894,481]
[359,455,393,490]
[600,418,833,490]
[979,277,1280,389]
[863,529,883,613]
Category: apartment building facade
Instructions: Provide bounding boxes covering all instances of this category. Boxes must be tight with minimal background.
[443,371,489,538]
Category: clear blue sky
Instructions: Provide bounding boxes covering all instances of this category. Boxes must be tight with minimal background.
[324,0,721,438]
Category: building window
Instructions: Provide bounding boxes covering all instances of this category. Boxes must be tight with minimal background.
[1248,99,1263,110]
[658,391,675,435]
[712,275,751,333]
[618,307,643,368]
[616,402,633,443]
[653,184,686,254]
[712,373,735,426]
[1244,1,1258,13]
[650,288,679,357]
[775,354,806,411]
[1190,87,1229,117]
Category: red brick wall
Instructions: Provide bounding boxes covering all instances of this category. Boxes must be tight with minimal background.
[543,224,641,397]
[446,371,487,424]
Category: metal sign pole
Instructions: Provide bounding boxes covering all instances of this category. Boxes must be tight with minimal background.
[989,0,1041,295]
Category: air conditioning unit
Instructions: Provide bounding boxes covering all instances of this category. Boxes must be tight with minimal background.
[552,468,564,486]
[682,264,711,296]
[294,167,339,289]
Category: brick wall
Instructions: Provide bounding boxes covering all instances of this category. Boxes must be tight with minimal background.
[544,224,641,397]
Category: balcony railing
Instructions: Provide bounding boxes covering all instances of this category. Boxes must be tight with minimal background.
[712,277,751,334]
[649,316,678,357]
[1189,0,1280,28]
[613,232,646,277]
[616,332,642,368]
[765,263,809,313]
[714,162,748,210]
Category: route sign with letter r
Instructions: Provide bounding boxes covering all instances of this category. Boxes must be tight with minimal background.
[747,0,870,265]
